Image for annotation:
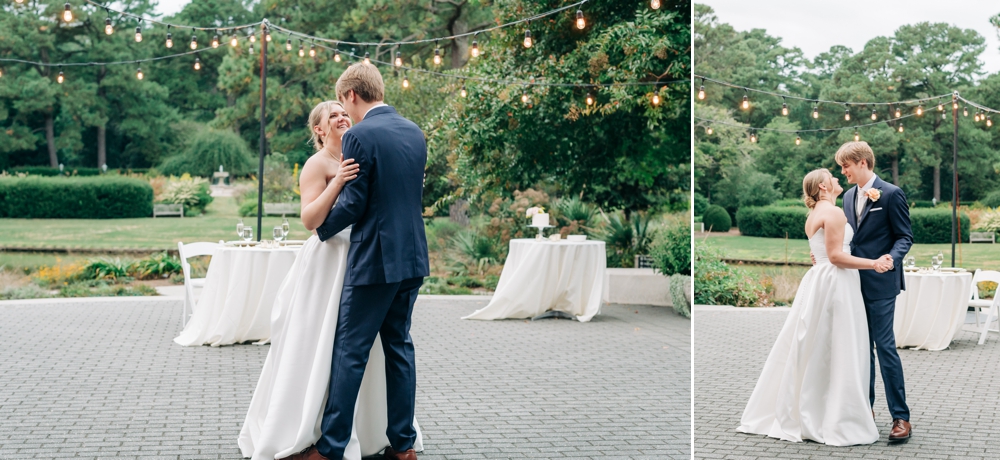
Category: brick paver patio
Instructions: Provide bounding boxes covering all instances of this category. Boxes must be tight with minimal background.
[694,306,1000,459]
[0,297,690,459]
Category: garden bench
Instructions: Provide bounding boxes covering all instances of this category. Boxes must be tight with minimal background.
[263,202,299,216]
[971,232,995,244]
[153,203,184,218]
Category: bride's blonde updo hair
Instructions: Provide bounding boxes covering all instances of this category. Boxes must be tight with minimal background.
[307,100,346,151]
[802,168,832,209]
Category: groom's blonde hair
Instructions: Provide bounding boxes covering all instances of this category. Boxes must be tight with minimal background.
[336,63,384,104]
[835,141,875,170]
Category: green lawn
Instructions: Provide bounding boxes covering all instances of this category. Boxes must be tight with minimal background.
[0,197,310,251]
[701,233,1000,271]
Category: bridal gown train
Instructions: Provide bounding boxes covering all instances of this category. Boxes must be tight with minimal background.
[238,229,423,460]
[737,224,879,446]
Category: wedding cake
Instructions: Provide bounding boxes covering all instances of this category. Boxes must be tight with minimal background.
[531,212,549,227]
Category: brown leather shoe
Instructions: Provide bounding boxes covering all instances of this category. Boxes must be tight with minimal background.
[383,446,418,460]
[281,446,330,460]
[888,418,911,442]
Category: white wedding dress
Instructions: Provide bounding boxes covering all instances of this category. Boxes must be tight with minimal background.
[238,230,423,460]
[737,223,879,446]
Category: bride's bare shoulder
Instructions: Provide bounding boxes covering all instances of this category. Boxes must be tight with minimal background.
[814,203,847,226]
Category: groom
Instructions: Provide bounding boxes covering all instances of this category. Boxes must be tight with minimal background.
[292,63,429,460]
[837,141,913,442]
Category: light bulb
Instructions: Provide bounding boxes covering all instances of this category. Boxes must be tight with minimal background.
[576,10,585,29]
[942,112,948,120]
[265,32,271,42]
[471,40,479,57]
[135,26,142,42]
[309,44,316,58]
[193,58,201,70]
[795,136,801,145]
[975,113,980,122]
[286,39,292,51]
[249,34,256,43]
[63,3,72,22]
[334,49,341,62]
[248,43,253,54]
[871,109,877,121]
[953,101,959,110]
[136,67,143,80]
[813,106,819,119]
[781,103,788,116]
[523,30,532,48]
[190,36,197,50]
[402,76,409,88]
[697,86,705,100]
[298,44,304,57]
[988,116,993,127]
[938,104,944,111]
[706,126,713,135]
[165,34,173,48]
[433,47,441,65]
[898,123,904,133]
[394,52,402,67]
[854,131,860,142]
[15,0,23,3]
[231,34,238,47]
[105,18,113,35]
[749,133,757,143]
[521,92,529,103]
[652,93,660,106]
[0,69,3,78]
[894,108,901,118]
[364,52,370,65]
[212,34,219,48]
[586,92,594,106]
[844,108,850,121]
[916,105,923,116]
[741,94,749,110]
[651,0,661,9]
[57,71,64,84]
[460,85,467,98]
[964,107,969,117]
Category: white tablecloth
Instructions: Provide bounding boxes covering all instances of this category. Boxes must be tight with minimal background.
[174,246,300,347]
[463,239,606,322]
[894,271,972,351]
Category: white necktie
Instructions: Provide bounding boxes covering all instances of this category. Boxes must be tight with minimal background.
[856,187,866,219]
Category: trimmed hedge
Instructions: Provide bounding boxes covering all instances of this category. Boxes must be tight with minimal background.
[736,206,969,243]
[4,166,151,177]
[703,205,731,232]
[0,176,153,218]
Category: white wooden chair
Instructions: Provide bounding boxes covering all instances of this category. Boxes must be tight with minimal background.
[969,269,1000,344]
[177,241,220,329]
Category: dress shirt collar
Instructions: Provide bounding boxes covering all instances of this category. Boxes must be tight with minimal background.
[363,103,388,121]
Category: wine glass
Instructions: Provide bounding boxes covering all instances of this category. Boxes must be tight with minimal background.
[273,226,284,244]
[242,226,253,243]
[905,255,915,269]
[931,255,942,273]
[281,217,290,239]
[236,219,244,240]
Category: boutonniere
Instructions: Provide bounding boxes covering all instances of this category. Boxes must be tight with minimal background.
[865,188,882,202]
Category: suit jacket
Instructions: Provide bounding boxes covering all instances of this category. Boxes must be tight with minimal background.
[843,176,913,300]
[316,105,430,286]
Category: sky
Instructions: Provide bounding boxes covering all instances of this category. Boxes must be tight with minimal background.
[153,0,189,17]
[702,0,1000,75]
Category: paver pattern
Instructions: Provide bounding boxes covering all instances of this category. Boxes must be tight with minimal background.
[694,307,1000,459]
[0,298,690,459]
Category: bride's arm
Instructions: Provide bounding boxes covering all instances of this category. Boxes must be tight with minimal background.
[299,158,358,231]
[822,210,883,270]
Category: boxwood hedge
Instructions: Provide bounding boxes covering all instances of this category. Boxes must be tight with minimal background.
[736,206,969,243]
[0,176,153,218]
[3,166,151,177]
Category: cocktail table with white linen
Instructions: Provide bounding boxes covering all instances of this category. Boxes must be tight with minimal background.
[174,245,300,347]
[893,271,972,351]
[463,238,606,322]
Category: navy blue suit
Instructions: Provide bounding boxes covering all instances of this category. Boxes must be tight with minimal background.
[844,176,913,421]
[315,105,430,459]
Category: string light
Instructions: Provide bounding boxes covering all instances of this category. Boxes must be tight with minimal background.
[433,43,442,65]
[953,101,959,110]
[471,34,480,58]
[871,109,877,121]
[134,22,142,42]
[298,42,305,57]
[193,57,201,70]
[844,107,850,121]
[576,9,586,29]
[988,116,993,127]
[749,131,757,143]
[248,42,254,54]
[190,35,198,50]
[938,104,944,111]
[105,15,113,35]
[652,92,660,106]
[286,38,292,51]
[697,80,705,100]
[706,126,713,135]
[136,67,143,80]
[964,106,969,117]
[898,123,904,133]
[586,92,594,106]
[781,100,788,116]
[795,136,801,145]
[230,31,239,47]
[974,112,981,122]
[894,107,901,118]
[364,52,371,65]
[524,29,533,48]
[942,112,948,120]
[309,43,316,58]
[521,91,529,104]
[265,30,272,42]
[212,31,219,48]
[165,26,173,48]
[249,32,256,43]
[651,0,661,9]
[394,51,402,67]
[741,89,749,110]
[402,74,410,88]
[333,49,341,62]
[57,68,64,84]
[812,105,819,119]
[460,84,467,98]
[916,105,923,116]
[854,131,860,142]
[63,3,73,22]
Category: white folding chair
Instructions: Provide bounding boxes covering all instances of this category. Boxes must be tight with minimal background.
[177,241,220,329]
[969,269,1000,344]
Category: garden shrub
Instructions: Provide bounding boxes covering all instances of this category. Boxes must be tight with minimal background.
[771,198,806,207]
[669,274,691,318]
[702,205,731,232]
[160,128,257,178]
[694,242,772,307]
[158,175,213,215]
[650,222,690,276]
[599,211,654,268]
[910,209,970,244]
[4,166,151,177]
[736,206,808,239]
[0,176,153,218]
[554,197,600,237]
[980,190,1000,209]
[693,192,708,216]
[130,252,183,279]
[910,200,936,209]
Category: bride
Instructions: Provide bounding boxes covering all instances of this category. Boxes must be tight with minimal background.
[737,168,889,446]
[238,100,423,460]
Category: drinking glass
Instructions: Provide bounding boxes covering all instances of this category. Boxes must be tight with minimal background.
[242,226,253,243]
[931,255,942,272]
[237,219,244,240]
[273,226,284,243]
[281,217,290,238]
[906,255,915,268]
